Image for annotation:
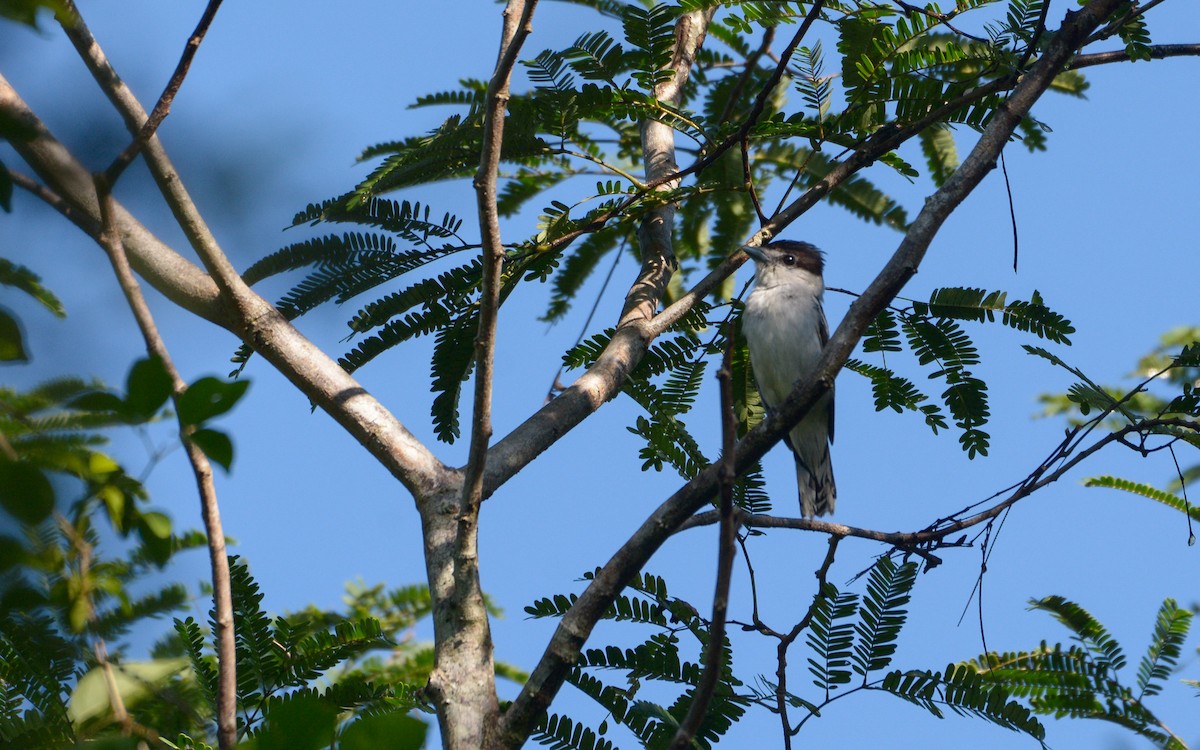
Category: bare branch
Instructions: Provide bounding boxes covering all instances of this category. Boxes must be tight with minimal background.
[6,166,100,236]
[104,0,225,183]
[667,326,740,750]
[496,1,1130,739]
[678,415,1200,594]
[426,3,540,747]
[778,535,841,743]
[1070,43,1200,68]
[463,0,539,522]
[51,6,454,500]
[93,176,237,750]
[0,74,227,325]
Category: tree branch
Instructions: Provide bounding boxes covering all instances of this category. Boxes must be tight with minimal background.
[51,5,454,500]
[92,176,237,750]
[5,166,100,236]
[0,74,227,325]
[1069,43,1200,68]
[425,2,539,747]
[496,1,1129,741]
[622,7,716,330]
[103,0,225,184]
[668,328,739,750]
[463,0,538,523]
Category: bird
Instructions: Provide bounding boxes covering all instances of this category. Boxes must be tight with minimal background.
[740,240,836,517]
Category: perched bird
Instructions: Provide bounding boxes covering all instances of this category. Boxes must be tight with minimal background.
[740,240,836,517]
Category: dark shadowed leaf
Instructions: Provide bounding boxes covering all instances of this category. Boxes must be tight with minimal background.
[177,377,250,425]
[0,308,27,361]
[0,460,54,523]
[124,356,174,419]
[340,712,428,750]
[190,428,234,473]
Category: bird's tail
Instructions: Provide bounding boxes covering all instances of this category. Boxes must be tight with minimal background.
[797,446,836,518]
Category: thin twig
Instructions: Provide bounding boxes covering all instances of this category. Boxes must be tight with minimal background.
[1069,43,1200,69]
[103,0,225,184]
[1167,444,1195,545]
[679,416,1200,551]
[715,26,775,126]
[544,237,625,404]
[6,166,101,236]
[92,175,237,750]
[999,149,1019,271]
[778,535,841,744]
[668,326,740,749]
[462,0,539,515]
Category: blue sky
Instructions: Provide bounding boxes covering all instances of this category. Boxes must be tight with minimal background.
[2,2,1198,748]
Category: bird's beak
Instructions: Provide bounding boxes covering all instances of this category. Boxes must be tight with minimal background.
[741,245,767,263]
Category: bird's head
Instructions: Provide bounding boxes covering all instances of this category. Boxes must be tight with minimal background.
[742,240,824,290]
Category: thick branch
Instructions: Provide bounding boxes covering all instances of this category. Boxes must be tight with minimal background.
[621,7,716,329]
[426,2,539,748]
[497,1,1128,741]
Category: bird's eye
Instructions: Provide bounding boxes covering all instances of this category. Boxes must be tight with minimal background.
[782,254,796,266]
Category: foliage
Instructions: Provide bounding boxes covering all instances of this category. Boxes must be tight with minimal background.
[0,369,438,749]
[4,0,1196,748]
[851,287,1074,457]
[1037,328,1200,524]
[965,595,1193,748]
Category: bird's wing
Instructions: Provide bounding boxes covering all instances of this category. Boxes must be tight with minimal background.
[819,304,834,444]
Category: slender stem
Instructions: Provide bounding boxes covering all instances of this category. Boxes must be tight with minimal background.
[678,416,1199,550]
[103,0,225,184]
[93,176,238,750]
[1069,43,1200,68]
[463,0,538,521]
[5,166,101,236]
[668,328,740,749]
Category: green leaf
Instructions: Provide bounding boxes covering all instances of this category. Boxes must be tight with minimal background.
[0,0,70,29]
[340,712,428,750]
[177,377,250,426]
[68,390,125,413]
[0,258,66,317]
[0,157,12,212]
[919,125,959,187]
[68,658,189,725]
[853,557,918,679]
[1029,595,1126,671]
[189,428,235,473]
[0,307,27,361]
[136,510,174,566]
[1083,475,1200,521]
[1136,599,1191,699]
[124,356,173,420]
[247,693,339,750]
[0,459,54,524]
